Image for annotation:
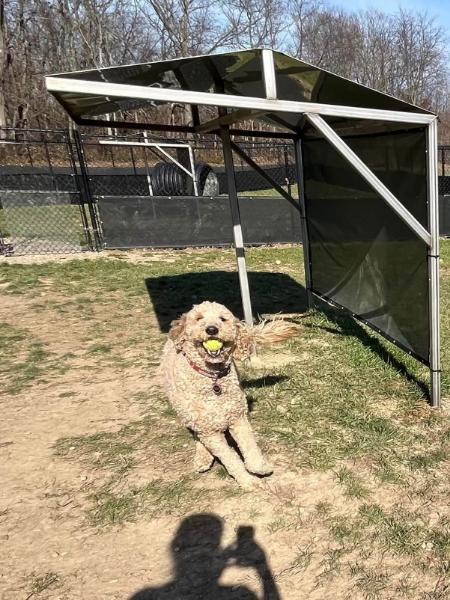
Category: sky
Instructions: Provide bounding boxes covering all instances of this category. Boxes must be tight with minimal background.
[343,0,450,33]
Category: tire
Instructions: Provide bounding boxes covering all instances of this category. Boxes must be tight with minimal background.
[151,161,219,196]
[195,163,220,196]
[152,162,188,196]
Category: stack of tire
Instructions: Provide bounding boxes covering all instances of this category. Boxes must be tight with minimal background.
[151,162,219,196]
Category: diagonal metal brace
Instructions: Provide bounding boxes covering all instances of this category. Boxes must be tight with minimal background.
[230,141,299,210]
[305,113,431,247]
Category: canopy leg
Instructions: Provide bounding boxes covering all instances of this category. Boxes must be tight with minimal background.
[294,138,313,309]
[427,119,441,408]
[220,127,253,325]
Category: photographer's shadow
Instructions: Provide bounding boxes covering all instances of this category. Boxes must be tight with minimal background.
[129,513,281,600]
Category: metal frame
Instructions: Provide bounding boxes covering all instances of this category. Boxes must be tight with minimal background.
[294,137,313,308]
[45,48,441,406]
[46,76,435,125]
[220,126,253,325]
[427,118,441,407]
[75,118,297,139]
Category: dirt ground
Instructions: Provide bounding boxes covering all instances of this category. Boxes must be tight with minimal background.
[1,248,450,600]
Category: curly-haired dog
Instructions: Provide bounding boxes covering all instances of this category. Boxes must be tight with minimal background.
[159,301,298,489]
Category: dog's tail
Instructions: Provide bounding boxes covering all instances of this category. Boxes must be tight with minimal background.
[235,317,301,360]
[251,318,300,347]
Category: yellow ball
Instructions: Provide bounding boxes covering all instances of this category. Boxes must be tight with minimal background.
[203,339,223,352]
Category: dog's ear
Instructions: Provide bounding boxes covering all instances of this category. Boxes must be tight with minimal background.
[233,320,256,361]
[168,314,187,351]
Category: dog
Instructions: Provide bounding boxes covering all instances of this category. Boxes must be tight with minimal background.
[159,301,298,489]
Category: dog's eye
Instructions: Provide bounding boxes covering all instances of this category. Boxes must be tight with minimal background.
[220,316,228,322]
[196,315,203,321]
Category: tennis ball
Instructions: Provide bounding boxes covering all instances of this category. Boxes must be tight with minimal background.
[203,339,223,352]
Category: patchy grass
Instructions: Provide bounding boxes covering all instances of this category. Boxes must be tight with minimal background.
[54,406,191,477]
[335,465,371,499]
[89,476,208,526]
[0,321,71,395]
[25,572,60,599]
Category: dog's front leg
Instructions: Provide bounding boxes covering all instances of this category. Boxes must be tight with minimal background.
[229,416,273,476]
[194,440,215,473]
[200,432,257,489]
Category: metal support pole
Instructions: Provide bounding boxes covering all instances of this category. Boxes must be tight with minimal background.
[187,145,199,196]
[220,126,253,325]
[427,119,441,407]
[142,131,154,197]
[294,137,313,309]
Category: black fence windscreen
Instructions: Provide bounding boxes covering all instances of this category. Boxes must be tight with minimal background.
[97,196,301,249]
[303,127,430,364]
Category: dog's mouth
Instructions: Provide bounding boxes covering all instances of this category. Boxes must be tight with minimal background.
[196,338,230,360]
[202,339,224,358]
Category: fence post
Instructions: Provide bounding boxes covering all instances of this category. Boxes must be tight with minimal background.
[64,130,93,250]
[71,129,103,250]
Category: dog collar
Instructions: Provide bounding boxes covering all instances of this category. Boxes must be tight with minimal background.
[183,353,231,396]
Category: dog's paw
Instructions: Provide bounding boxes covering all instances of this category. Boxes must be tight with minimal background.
[245,459,273,477]
[194,456,215,473]
[236,473,261,491]
[193,442,215,473]
[195,462,214,473]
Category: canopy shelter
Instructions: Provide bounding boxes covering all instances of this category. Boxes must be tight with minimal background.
[45,48,441,406]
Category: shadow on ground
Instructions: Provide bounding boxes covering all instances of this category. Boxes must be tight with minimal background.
[145,271,308,332]
[129,513,282,600]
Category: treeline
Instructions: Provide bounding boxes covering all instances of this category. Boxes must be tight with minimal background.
[0,0,449,137]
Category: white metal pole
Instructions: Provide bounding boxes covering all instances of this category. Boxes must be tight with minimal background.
[294,138,313,309]
[262,49,277,100]
[427,118,441,407]
[142,131,154,196]
[220,127,253,325]
[46,76,436,125]
[188,145,199,196]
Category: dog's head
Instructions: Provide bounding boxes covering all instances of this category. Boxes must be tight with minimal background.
[168,301,244,365]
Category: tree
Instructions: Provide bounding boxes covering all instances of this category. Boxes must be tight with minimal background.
[0,0,448,133]
[0,0,7,130]
[223,0,288,49]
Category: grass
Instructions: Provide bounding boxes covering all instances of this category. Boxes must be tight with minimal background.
[0,204,87,246]
[54,406,191,473]
[89,476,207,526]
[335,465,371,499]
[3,242,450,597]
[25,572,59,599]
[0,322,71,394]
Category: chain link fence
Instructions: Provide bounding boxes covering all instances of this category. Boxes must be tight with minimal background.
[0,128,98,255]
[79,132,297,199]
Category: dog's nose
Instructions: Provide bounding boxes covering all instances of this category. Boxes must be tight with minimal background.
[205,325,219,336]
